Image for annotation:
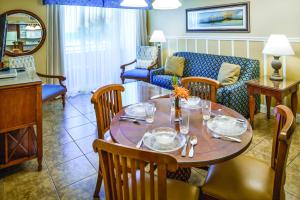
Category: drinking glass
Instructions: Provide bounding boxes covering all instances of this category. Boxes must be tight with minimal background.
[180,110,190,134]
[202,100,211,121]
[145,103,156,123]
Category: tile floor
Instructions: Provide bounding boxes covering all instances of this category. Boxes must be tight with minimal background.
[0,94,300,200]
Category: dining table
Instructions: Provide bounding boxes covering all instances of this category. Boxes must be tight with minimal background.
[110,81,253,168]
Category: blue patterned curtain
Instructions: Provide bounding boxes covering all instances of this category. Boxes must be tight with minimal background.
[43,0,152,9]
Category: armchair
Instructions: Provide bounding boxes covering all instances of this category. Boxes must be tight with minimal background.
[8,55,67,107]
[120,46,159,83]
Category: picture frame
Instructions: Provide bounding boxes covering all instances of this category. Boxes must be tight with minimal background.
[186,2,250,32]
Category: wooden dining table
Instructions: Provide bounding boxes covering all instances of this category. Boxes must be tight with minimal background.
[110,99,252,168]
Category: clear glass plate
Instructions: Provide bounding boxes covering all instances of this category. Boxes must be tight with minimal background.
[207,115,247,136]
[143,133,186,153]
[125,103,147,118]
[181,98,201,110]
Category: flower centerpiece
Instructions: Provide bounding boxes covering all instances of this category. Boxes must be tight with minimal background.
[172,76,189,120]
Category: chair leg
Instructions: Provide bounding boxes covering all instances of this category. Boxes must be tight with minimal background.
[121,77,125,84]
[94,170,103,198]
[61,94,66,108]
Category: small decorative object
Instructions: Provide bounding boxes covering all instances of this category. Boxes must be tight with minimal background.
[152,0,182,10]
[263,34,295,81]
[172,85,189,120]
[186,2,250,32]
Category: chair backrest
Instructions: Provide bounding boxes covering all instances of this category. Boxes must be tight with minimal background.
[271,105,296,199]
[137,46,158,61]
[8,55,36,69]
[93,139,178,200]
[91,84,124,139]
[181,76,220,102]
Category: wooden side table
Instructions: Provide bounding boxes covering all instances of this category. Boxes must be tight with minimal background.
[246,76,299,128]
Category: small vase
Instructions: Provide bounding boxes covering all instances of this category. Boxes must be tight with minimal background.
[174,97,181,121]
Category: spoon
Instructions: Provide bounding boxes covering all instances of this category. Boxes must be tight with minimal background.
[188,135,198,158]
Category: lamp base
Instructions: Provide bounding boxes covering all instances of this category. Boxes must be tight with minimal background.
[270,56,283,81]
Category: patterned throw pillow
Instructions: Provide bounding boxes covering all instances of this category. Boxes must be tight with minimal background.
[164,56,185,77]
[136,59,155,69]
[217,62,241,86]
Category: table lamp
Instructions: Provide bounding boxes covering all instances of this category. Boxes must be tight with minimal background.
[263,34,295,81]
[150,30,166,67]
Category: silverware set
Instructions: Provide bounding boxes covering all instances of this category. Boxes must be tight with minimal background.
[119,116,146,125]
[181,135,198,158]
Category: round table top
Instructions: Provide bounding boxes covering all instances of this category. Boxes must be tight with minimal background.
[110,98,253,168]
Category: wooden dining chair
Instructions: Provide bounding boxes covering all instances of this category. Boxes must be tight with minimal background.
[181,77,220,102]
[93,139,200,200]
[91,84,125,140]
[201,105,296,200]
[91,84,125,198]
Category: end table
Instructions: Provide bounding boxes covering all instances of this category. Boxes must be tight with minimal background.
[246,76,299,128]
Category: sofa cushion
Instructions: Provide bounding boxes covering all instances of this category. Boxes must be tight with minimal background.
[217,62,241,86]
[42,84,66,101]
[152,75,178,90]
[164,56,185,77]
[123,69,149,79]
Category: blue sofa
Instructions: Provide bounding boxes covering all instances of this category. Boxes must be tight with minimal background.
[150,52,260,117]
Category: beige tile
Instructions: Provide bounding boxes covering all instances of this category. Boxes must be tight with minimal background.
[2,161,58,200]
[63,115,90,129]
[75,135,97,154]
[49,156,96,190]
[286,167,300,197]
[67,123,97,140]
[59,174,105,200]
[44,142,83,167]
[86,152,99,170]
[289,153,300,171]
[85,112,97,122]
[286,191,300,200]
[43,128,73,147]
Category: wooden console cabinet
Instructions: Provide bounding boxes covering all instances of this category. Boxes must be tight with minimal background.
[0,72,42,170]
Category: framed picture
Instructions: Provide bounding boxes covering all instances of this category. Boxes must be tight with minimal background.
[186,2,250,32]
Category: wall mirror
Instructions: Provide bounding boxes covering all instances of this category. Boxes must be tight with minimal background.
[4,10,46,57]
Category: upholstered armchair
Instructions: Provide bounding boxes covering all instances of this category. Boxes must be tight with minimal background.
[8,55,67,107]
[120,46,159,83]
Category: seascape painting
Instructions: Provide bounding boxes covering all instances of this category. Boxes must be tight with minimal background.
[186,2,250,32]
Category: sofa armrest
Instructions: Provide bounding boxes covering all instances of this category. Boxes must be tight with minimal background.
[217,80,250,117]
[150,67,165,83]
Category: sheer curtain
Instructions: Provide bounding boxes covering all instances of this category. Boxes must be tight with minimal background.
[60,6,139,95]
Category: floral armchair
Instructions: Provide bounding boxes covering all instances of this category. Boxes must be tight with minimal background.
[8,55,67,107]
[120,46,159,83]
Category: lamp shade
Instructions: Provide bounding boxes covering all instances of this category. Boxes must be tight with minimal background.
[120,0,148,7]
[150,30,166,43]
[152,0,182,10]
[263,34,295,56]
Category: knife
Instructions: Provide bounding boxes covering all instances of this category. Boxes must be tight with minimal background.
[181,135,190,157]
[120,116,146,121]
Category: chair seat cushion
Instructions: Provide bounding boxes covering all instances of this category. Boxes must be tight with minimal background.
[123,69,149,79]
[129,171,199,200]
[42,84,66,101]
[202,156,275,200]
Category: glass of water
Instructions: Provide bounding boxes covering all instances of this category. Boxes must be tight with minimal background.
[202,100,211,121]
[180,110,190,134]
[145,103,156,123]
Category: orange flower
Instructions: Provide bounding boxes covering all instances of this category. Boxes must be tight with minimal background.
[173,86,189,99]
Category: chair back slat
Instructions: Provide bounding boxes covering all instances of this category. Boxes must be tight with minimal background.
[93,139,178,200]
[271,105,296,199]
[181,77,220,102]
[139,161,146,200]
[91,84,124,139]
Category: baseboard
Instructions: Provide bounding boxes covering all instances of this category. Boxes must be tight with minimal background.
[260,104,300,123]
